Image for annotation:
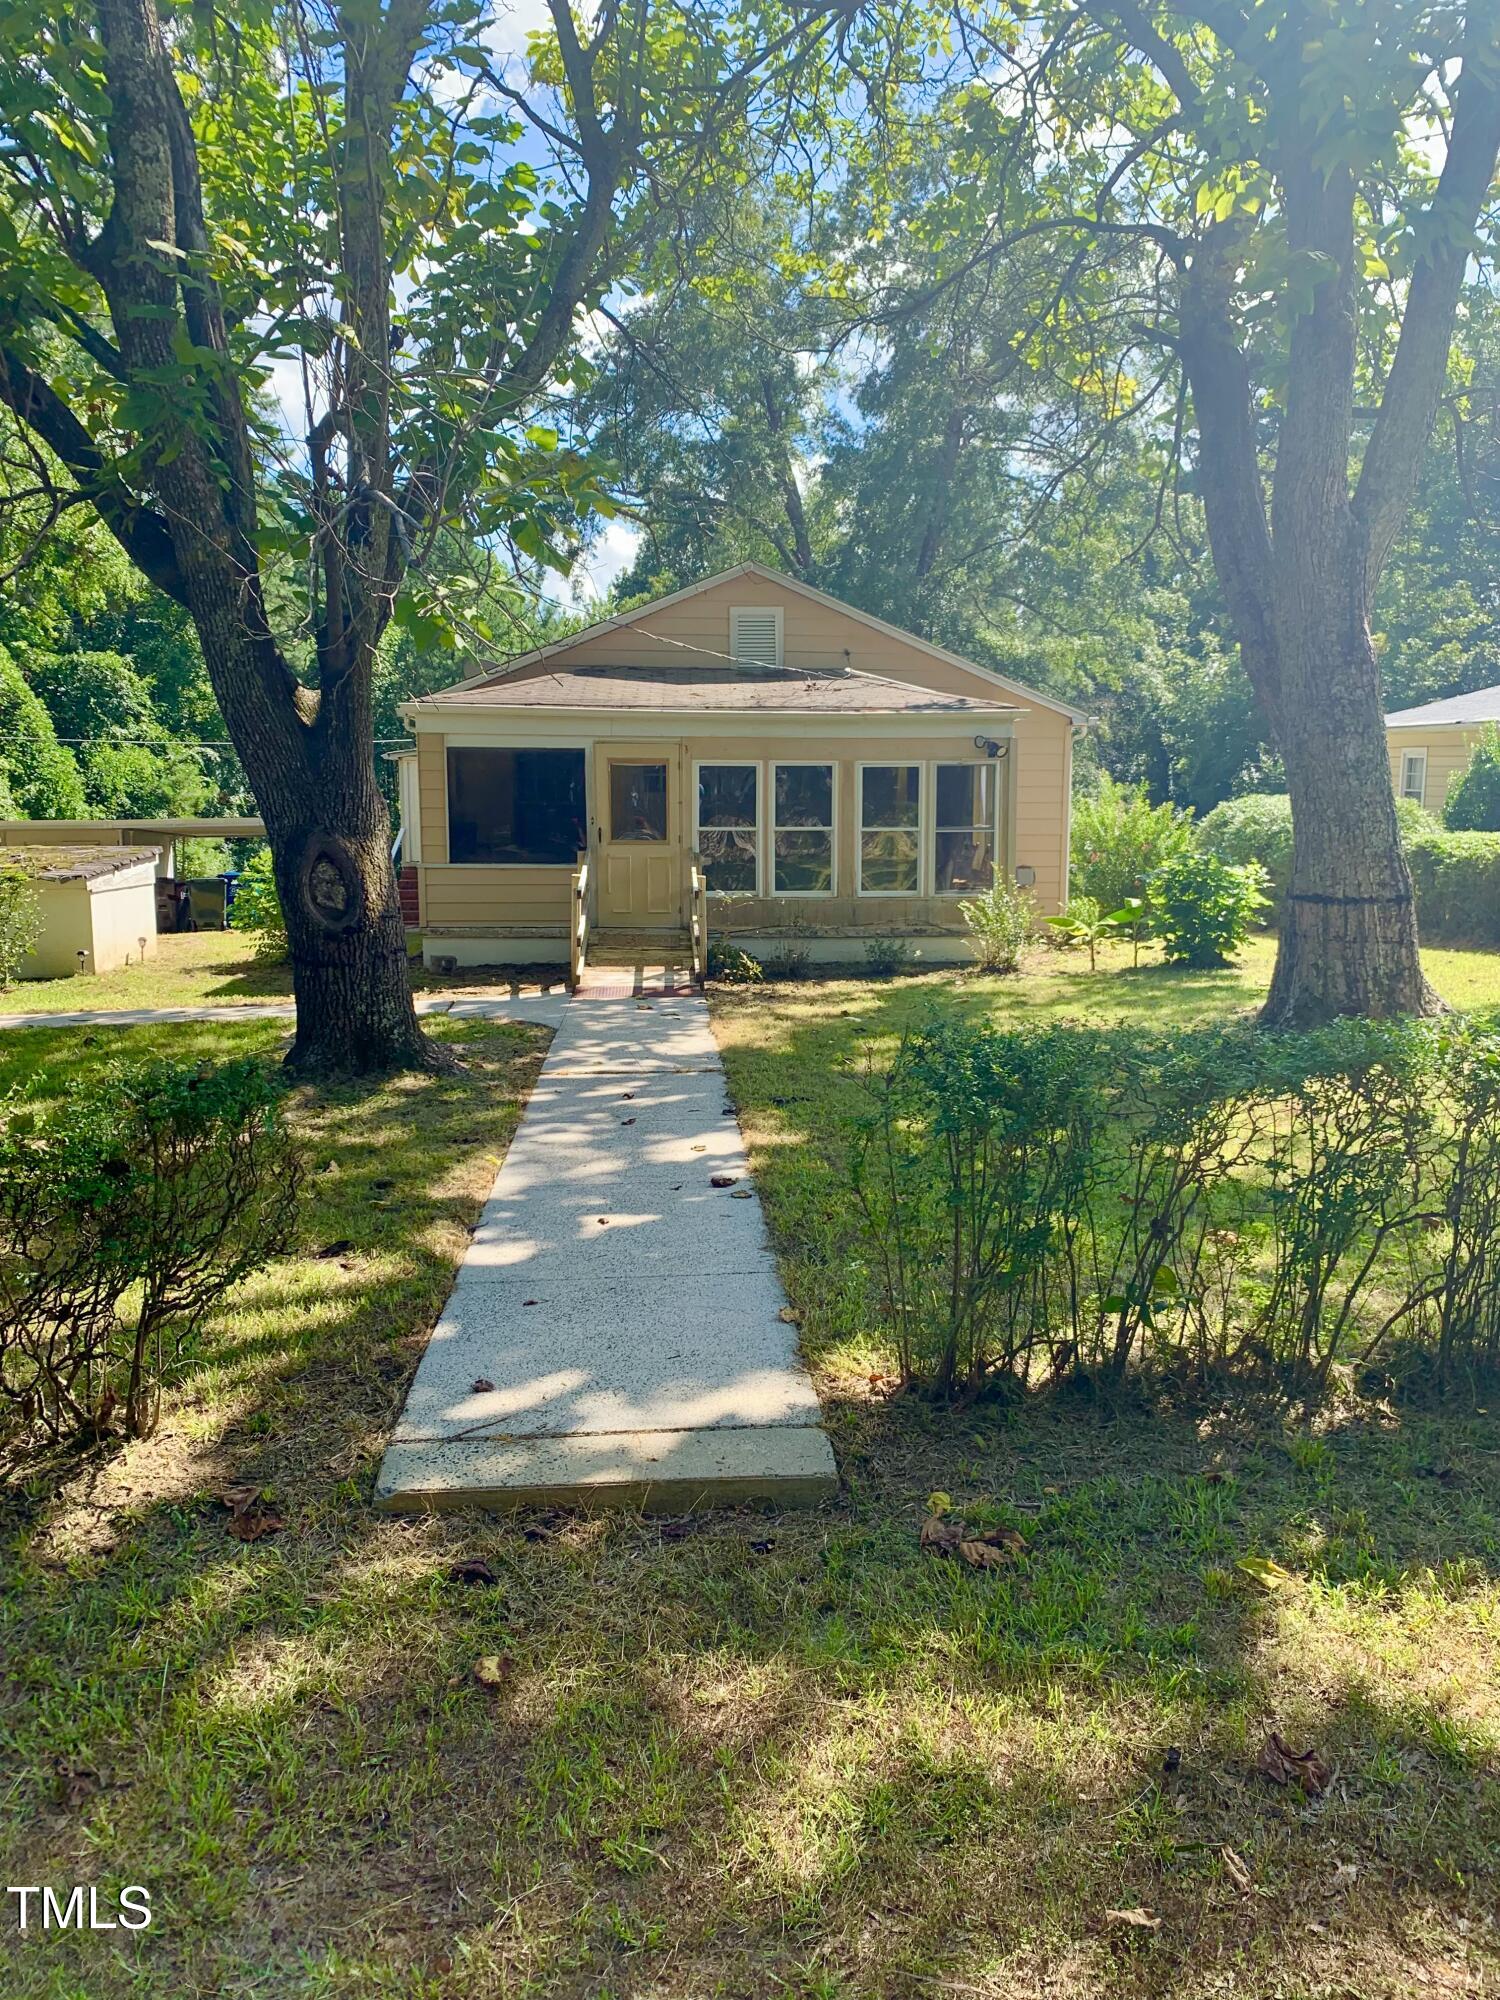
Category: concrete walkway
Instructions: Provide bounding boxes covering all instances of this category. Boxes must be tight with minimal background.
[375,986,837,1514]
[0,992,572,1031]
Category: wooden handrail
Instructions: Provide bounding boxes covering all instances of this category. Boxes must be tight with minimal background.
[688,849,708,986]
[569,850,592,992]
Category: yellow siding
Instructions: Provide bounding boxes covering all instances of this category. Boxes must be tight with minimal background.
[421,865,571,929]
[1386,727,1482,816]
[418,732,448,863]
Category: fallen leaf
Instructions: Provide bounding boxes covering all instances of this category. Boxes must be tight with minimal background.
[958,1537,1016,1570]
[927,1490,953,1515]
[449,1558,496,1587]
[1256,1730,1332,1796]
[522,1511,562,1542]
[473,1654,512,1689]
[471,1377,496,1394]
[220,1482,262,1519]
[226,1506,285,1543]
[57,1764,101,1807]
[620,1092,635,1101]
[521,1299,539,1308]
[620,1117,636,1126]
[1221,1846,1253,1894]
[975,1524,1027,1555]
[1105,1907,1161,1930]
[1237,1554,1296,1591]
[777,1307,800,1325]
[1331,1860,1357,1891]
[668,1184,683,1192]
[920,1513,964,1554]
[710,1174,738,1188]
[690,1144,706,1153]
[730,1188,754,1199]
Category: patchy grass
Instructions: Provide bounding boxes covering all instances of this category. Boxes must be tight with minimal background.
[2,932,569,1014]
[1,960,1498,1999]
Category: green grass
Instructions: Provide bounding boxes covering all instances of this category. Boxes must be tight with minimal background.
[1,949,1498,1998]
[1,932,569,1013]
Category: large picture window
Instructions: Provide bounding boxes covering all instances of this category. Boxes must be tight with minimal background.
[859,764,921,894]
[446,747,586,865]
[696,764,759,894]
[934,763,998,894]
[772,763,834,894]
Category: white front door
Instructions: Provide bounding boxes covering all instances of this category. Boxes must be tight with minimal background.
[596,742,684,929]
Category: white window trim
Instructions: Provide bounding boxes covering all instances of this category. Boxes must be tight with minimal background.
[856,759,925,898]
[729,604,784,667]
[1400,748,1427,808]
[770,759,837,898]
[931,758,1003,898]
[693,758,762,898]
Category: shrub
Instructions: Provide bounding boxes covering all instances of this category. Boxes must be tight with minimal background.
[1404,827,1500,946]
[707,941,763,985]
[958,878,1033,973]
[230,847,287,961]
[1071,774,1193,914]
[1444,724,1500,832]
[849,1015,1500,1405]
[1148,850,1268,967]
[0,869,42,987]
[862,938,913,979]
[0,1059,301,1457]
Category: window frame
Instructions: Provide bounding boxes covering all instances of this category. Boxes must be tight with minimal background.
[443,742,589,868]
[770,759,837,898]
[855,759,925,898]
[729,604,784,667]
[1399,747,1428,808]
[693,758,762,897]
[931,758,1003,898]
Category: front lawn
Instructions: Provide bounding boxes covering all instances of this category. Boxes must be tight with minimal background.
[1,932,569,1014]
[1,951,1497,1999]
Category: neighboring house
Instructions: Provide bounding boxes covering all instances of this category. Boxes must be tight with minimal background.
[394,564,1084,968]
[4,845,159,978]
[1385,684,1500,814]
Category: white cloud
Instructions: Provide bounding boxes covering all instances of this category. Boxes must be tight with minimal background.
[557,517,641,604]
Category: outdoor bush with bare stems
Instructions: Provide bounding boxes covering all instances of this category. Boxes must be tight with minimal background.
[852,1015,1500,1405]
[0,1058,300,1456]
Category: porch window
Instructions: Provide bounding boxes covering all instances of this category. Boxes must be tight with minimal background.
[1400,749,1427,808]
[934,763,998,894]
[446,747,585,865]
[772,763,834,894]
[609,761,668,841]
[696,763,759,894]
[859,764,921,894]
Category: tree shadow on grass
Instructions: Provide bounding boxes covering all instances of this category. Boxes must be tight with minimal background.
[1,1000,1497,2000]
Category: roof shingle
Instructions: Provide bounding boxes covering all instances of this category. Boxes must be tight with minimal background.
[416,662,1022,715]
[1385,684,1500,728]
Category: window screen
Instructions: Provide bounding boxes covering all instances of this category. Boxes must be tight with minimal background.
[609,762,668,841]
[446,747,586,865]
[934,763,998,894]
[697,764,759,893]
[859,765,921,893]
[772,763,834,893]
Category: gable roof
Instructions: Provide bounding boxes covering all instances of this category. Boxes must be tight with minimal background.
[1385,684,1500,729]
[412,562,1086,725]
[1,844,159,883]
[421,660,1023,717]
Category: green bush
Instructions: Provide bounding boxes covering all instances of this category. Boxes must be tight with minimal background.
[229,847,287,961]
[1405,826,1500,946]
[1444,725,1500,832]
[958,878,1033,973]
[707,941,763,985]
[862,938,913,979]
[1071,774,1193,914]
[0,1058,301,1456]
[1148,850,1269,967]
[0,869,42,987]
[850,1015,1500,1403]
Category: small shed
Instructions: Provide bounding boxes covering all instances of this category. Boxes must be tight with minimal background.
[4,845,161,978]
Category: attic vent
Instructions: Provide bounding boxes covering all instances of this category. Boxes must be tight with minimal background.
[729,605,782,667]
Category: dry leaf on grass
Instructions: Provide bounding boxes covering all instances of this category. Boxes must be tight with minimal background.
[777,1307,800,1325]
[1256,1730,1332,1796]
[221,1485,285,1543]
[449,1558,496,1588]
[1221,1846,1253,1894]
[1105,1907,1161,1930]
[920,1513,964,1554]
[920,1513,1026,1568]
[473,1654,512,1689]
[1237,1554,1296,1591]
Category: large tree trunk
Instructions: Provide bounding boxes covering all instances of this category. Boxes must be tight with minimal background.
[1263,622,1439,1027]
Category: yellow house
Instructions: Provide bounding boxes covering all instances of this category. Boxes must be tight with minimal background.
[1385,684,1500,814]
[396,564,1084,969]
